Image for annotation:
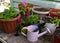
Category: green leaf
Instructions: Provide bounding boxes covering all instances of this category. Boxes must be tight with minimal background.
[0,7,19,21]
[0,14,4,18]
[29,14,39,24]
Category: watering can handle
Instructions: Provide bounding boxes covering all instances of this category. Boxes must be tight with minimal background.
[21,27,28,37]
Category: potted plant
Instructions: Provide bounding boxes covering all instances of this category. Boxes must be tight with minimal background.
[32,6,50,23]
[45,17,60,34]
[32,7,49,14]
[19,14,39,29]
[18,1,34,27]
[32,6,50,18]
[29,14,39,25]
[50,8,60,19]
[50,17,60,27]
[54,28,60,43]
[20,14,40,37]
[18,1,33,16]
[0,7,21,33]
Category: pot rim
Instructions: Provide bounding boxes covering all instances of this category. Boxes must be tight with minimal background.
[0,14,21,21]
[32,6,50,15]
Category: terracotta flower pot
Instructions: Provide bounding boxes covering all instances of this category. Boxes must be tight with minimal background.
[50,8,60,19]
[54,29,60,43]
[0,14,21,33]
[54,35,60,43]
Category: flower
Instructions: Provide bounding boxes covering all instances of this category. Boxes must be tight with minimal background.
[26,11,30,16]
[18,18,22,23]
[18,2,34,26]
[22,1,27,7]
[18,4,21,10]
[18,2,33,15]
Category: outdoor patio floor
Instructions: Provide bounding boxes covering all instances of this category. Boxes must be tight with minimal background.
[0,31,54,43]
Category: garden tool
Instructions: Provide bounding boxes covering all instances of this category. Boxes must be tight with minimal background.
[21,24,56,42]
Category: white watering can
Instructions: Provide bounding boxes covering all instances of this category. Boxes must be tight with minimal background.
[21,24,56,42]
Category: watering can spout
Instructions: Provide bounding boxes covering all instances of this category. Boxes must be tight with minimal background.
[38,31,47,37]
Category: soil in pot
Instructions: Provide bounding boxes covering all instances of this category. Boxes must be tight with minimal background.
[34,8,49,12]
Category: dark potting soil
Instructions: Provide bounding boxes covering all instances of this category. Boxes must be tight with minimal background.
[0,41,2,43]
[55,28,60,38]
[34,8,49,12]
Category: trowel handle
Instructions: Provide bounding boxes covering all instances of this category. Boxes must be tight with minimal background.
[38,31,47,37]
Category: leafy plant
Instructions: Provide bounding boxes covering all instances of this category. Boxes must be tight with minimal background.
[21,28,27,34]
[29,14,39,24]
[18,1,33,16]
[18,1,34,27]
[0,7,19,21]
[50,17,60,27]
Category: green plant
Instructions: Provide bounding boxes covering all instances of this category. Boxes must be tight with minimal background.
[0,7,19,21]
[18,1,33,27]
[50,17,60,27]
[18,1,33,16]
[29,14,39,24]
[21,28,27,34]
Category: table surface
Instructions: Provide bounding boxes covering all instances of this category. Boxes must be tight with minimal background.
[0,31,53,43]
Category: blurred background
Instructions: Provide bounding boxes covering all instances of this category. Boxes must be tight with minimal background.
[0,0,10,3]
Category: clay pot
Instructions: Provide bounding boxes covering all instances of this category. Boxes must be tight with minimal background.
[54,29,60,43]
[0,14,21,33]
[32,6,49,14]
[32,6,50,23]
[32,7,50,18]
[50,8,60,19]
